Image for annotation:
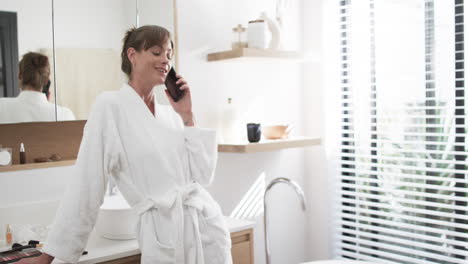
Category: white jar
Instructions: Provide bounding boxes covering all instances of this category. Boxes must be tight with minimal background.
[0,148,12,166]
[247,20,269,49]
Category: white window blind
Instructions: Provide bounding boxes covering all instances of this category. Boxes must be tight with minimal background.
[335,0,468,263]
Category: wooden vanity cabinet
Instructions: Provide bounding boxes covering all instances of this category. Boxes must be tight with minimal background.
[97,228,254,264]
[231,228,254,264]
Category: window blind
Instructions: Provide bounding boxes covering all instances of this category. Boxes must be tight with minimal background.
[335,0,468,263]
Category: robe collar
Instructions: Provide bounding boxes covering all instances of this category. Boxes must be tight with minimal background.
[121,83,158,119]
[120,83,177,130]
[17,90,49,104]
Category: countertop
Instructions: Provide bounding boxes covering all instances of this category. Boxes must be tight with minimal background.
[52,216,254,264]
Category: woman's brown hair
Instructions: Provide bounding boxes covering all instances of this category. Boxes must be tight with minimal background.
[18,52,50,91]
[121,25,173,79]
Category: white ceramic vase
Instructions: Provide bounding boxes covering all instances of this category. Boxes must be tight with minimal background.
[260,12,282,50]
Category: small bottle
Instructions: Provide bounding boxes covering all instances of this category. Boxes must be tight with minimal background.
[5,224,12,246]
[19,143,26,164]
[222,98,242,143]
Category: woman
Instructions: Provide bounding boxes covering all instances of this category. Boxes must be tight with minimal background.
[0,52,75,124]
[21,25,232,264]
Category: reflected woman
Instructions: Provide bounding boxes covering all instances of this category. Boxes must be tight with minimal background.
[0,52,75,124]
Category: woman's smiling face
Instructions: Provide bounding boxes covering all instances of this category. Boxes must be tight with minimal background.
[131,38,173,86]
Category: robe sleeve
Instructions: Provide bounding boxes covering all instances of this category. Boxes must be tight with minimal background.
[42,95,124,263]
[184,126,218,186]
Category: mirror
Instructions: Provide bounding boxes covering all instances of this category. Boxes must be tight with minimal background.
[0,0,56,123]
[53,0,176,120]
[52,0,137,120]
[0,0,177,123]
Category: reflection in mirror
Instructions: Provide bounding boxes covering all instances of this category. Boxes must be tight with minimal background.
[0,0,70,124]
[52,0,137,120]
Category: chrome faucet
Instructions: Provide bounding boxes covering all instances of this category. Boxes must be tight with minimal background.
[264,177,307,264]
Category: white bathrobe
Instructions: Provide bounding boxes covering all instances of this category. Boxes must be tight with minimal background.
[0,91,75,124]
[43,84,232,264]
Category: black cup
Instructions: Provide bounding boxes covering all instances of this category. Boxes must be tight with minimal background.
[247,123,261,143]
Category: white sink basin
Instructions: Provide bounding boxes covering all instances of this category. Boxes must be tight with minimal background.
[95,195,136,240]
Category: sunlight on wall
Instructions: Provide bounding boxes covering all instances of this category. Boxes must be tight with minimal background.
[230,172,266,220]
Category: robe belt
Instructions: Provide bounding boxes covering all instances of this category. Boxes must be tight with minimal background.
[134,182,206,264]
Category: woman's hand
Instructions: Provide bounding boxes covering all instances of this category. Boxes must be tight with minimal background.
[16,252,54,264]
[165,74,194,126]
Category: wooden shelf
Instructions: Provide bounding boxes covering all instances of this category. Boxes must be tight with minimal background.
[0,160,75,172]
[0,138,321,172]
[207,48,304,62]
[218,137,321,153]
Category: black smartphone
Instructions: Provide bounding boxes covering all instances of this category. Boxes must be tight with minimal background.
[42,80,51,95]
[165,67,185,102]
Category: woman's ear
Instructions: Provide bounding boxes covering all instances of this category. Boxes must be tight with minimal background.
[127,47,136,66]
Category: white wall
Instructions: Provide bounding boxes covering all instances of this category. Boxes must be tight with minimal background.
[0,0,330,263]
[176,0,314,263]
[302,0,332,261]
